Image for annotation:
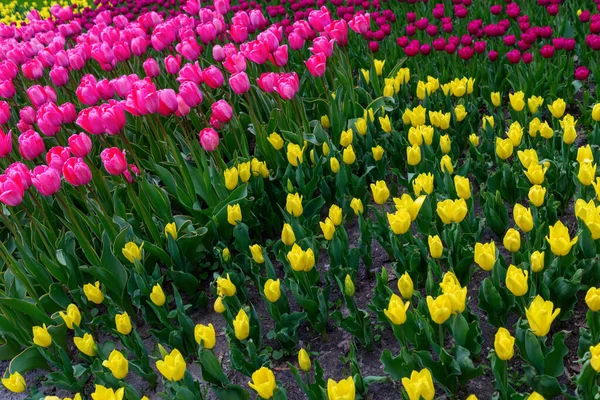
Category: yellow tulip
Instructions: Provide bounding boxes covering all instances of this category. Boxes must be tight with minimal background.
[517,149,539,169]
[238,161,251,182]
[469,134,479,147]
[405,105,426,126]
[224,167,239,191]
[503,228,521,253]
[344,274,355,297]
[59,304,81,330]
[1,372,25,393]
[115,312,132,335]
[530,251,545,273]
[370,180,390,205]
[439,135,451,154]
[286,193,303,217]
[383,84,394,97]
[524,163,547,185]
[263,279,281,303]
[482,115,495,129]
[249,244,264,264]
[590,343,600,372]
[330,157,340,173]
[102,350,128,379]
[528,392,545,400]
[436,199,468,224]
[398,272,414,299]
[548,98,566,118]
[150,284,166,306]
[216,274,236,297]
[491,92,501,107]
[350,198,364,215]
[393,194,426,221]
[227,204,242,226]
[281,223,296,246]
[506,265,528,296]
[164,222,177,240]
[408,127,423,146]
[287,143,304,166]
[529,118,541,137]
[379,115,392,133]
[577,145,594,165]
[287,244,315,272]
[593,104,600,122]
[474,241,496,271]
[539,121,554,139]
[427,294,452,324]
[450,79,466,97]
[156,348,186,381]
[406,144,421,166]
[298,349,311,372]
[321,115,331,129]
[74,333,97,357]
[327,377,356,400]
[194,323,216,349]
[526,295,560,337]
[233,309,250,340]
[214,297,226,314]
[343,145,356,164]
[340,129,353,147]
[578,162,597,186]
[83,281,104,305]
[507,121,523,147]
[454,175,471,199]
[421,125,434,145]
[90,385,124,400]
[401,369,435,400]
[328,204,343,226]
[546,220,578,256]
[513,203,533,232]
[354,118,367,136]
[267,132,284,150]
[509,91,525,112]
[494,327,515,360]
[319,218,336,241]
[440,272,466,314]
[495,138,514,160]
[32,324,52,348]
[528,185,546,207]
[361,69,370,85]
[374,59,385,76]
[372,145,384,161]
[396,68,411,85]
[387,210,411,235]
[122,242,143,263]
[528,95,544,113]
[428,235,443,259]
[384,293,410,325]
[586,287,600,312]
[412,172,434,196]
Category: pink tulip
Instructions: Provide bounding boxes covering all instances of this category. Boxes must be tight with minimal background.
[0,60,18,81]
[211,100,233,123]
[27,85,49,108]
[111,75,137,98]
[131,37,148,57]
[124,79,159,116]
[325,20,349,46]
[177,62,203,84]
[0,80,15,99]
[96,79,115,100]
[63,157,92,186]
[197,23,217,45]
[101,147,127,175]
[165,55,182,75]
[68,132,92,158]
[21,59,44,80]
[229,24,248,43]
[349,13,370,34]
[213,45,226,62]
[18,130,45,160]
[157,89,179,116]
[275,72,299,100]
[310,37,334,57]
[36,103,63,136]
[91,42,114,65]
[308,6,332,32]
[183,0,200,15]
[258,30,280,53]
[257,72,278,93]
[241,40,269,64]
[60,103,77,124]
[288,32,306,50]
[143,58,160,78]
[123,164,140,183]
[199,128,219,151]
[101,101,127,135]
[271,45,288,67]
[76,107,105,135]
[0,175,24,206]
[5,162,31,189]
[0,101,9,125]
[175,95,191,117]
[177,37,202,61]
[575,66,590,81]
[223,54,247,73]
[179,81,203,107]
[31,165,61,196]
[76,75,100,106]
[203,66,224,88]
[214,0,230,14]
[113,41,131,62]
[20,107,36,125]
[49,66,69,87]
[0,129,12,158]
[306,53,327,77]
[229,72,250,95]
[46,146,71,172]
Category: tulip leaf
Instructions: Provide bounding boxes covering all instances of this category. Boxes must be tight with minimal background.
[544,331,568,377]
[9,347,48,374]
[213,385,250,400]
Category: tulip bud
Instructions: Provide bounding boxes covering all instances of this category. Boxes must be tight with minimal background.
[150,284,166,306]
[398,272,414,299]
[344,274,355,297]
[494,327,515,360]
[298,348,311,371]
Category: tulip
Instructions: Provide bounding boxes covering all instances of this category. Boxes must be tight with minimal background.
[91,385,124,400]
[350,198,364,215]
[59,304,81,330]
[495,138,513,160]
[194,323,216,349]
[281,223,296,246]
[286,193,303,217]
[150,284,166,306]
[401,369,434,400]
[593,104,600,122]
[327,377,355,400]
[0,128,12,158]
[407,144,421,166]
[227,204,242,226]
[343,145,356,164]
[384,293,410,325]
[18,129,45,160]
[249,367,277,399]
[370,181,390,205]
[453,175,471,200]
[439,272,467,314]
[427,295,451,324]
[233,309,250,340]
[74,333,97,357]
[287,244,315,272]
[387,210,411,235]
[287,143,304,166]
[428,235,443,259]
[482,115,495,130]
[102,350,128,380]
[249,244,265,264]
[503,229,521,253]
[578,162,597,186]
[490,92,501,107]
[340,129,353,148]
[344,274,355,297]
[264,279,281,303]
[267,133,283,150]
[506,265,528,296]
[524,164,547,185]
[115,312,132,335]
[509,91,525,111]
[1,372,25,393]
[214,297,226,314]
[548,99,566,119]
[222,248,231,263]
[528,185,546,207]
[494,327,515,360]
[83,281,104,305]
[306,53,326,77]
[546,220,578,256]
[298,349,311,372]
[355,118,367,136]
[122,242,143,263]
[396,273,414,300]
[526,295,560,337]
[30,165,60,197]
[513,204,533,233]
[589,343,600,372]
[32,324,52,347]
[379,115,392,133]
[586,287,600,312]
[412,173,434,195]
[223,167,239,191]
[436,199,468,224]
[156,348,186,381]
[216,274,236,298]
[319,218,336,241]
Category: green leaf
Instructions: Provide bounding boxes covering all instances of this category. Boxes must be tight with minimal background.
[9,347,48,374]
